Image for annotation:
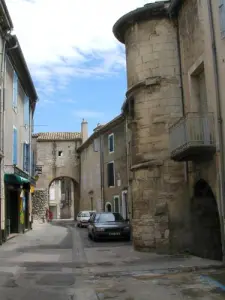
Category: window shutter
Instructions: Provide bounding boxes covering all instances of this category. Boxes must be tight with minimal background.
[13,71,18,108]
[27,143,30,173]
[24,96,29,126]
[13,128,18,165]
[219,0,225,39]
[23,143,27,171]
[107,162,115,187]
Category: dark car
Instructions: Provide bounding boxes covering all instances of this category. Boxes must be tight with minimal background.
[87,212,130,241]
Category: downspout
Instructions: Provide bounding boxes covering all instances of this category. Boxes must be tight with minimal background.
[0,37,6,244]
[170,13,189,182]
[208,0,225,259]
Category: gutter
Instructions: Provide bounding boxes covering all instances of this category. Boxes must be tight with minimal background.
[208,0,225,260]
[0,0,13,31]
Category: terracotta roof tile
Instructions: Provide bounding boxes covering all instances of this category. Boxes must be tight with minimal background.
[33,132,81,141]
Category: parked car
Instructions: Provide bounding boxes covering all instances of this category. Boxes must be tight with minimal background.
[76,211,95,227]
[88,212,130,241]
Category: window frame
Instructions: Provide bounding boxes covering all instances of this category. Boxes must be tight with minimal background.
[107,161,115,187]
[108,133,114,153]
[113,195,120,213]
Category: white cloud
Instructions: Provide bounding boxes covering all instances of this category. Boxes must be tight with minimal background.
[73,110,104,119]
[5,0,157,97]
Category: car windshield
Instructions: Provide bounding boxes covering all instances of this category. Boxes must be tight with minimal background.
[81,213,90,217]
[98,213,124,223]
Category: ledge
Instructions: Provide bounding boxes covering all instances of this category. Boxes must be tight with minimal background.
[131,159,163,171]
[113,1,170,44]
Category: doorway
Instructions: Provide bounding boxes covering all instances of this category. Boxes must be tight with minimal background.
[105,202,112,212]
[191,179,222,260]
[6,188,19,234]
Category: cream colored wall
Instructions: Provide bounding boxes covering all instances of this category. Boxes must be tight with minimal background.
[79,138,101,212]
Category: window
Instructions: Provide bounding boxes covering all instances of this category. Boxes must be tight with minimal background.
[107,162,115,187]
[58,151,63,156]
[13,127,18,165]
[114,196,120,213]
[24,95,29,126]
[93,138,99,152]
[13,71,18,109]
[108,133,114,153]
[23,143,30,173]
[220,0,225,39]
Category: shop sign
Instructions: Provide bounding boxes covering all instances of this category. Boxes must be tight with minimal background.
[30,186,35,193]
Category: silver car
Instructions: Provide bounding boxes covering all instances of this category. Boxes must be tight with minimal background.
[76,211,95,227]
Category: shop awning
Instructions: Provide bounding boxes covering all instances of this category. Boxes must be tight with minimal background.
[4,174,30,185]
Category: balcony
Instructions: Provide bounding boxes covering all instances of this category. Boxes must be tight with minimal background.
[169,113,216,162]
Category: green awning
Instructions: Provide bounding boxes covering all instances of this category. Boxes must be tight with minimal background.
[4,174,29,185]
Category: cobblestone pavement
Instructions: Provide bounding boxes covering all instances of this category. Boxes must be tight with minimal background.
[0,220,224,299]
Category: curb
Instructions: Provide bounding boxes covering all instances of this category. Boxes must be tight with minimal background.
[91,263,225,278]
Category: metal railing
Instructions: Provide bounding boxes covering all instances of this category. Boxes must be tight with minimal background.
[169,112,216,157]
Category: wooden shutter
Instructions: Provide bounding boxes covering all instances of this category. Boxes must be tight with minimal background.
[13,71,18,108]
[219,0,225,39]
[24,96,30,126]
[13,128,18,165]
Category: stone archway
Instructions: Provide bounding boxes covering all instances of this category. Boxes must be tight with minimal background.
[191,179,222,260]
[48,176,79,220]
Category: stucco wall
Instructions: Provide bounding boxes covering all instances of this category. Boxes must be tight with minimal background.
[103,120,128,214]
[79,137,101,212]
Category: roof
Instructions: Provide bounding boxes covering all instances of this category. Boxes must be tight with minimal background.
[113,1,170,44]
[7,35,38,110]
[77,114,124,153]
[0,0,13,32]
[33,132,81,141]
[168,0,183,16]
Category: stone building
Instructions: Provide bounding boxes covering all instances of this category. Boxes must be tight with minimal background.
[32,132,81,220]
[78,115,129,218]
[102,115,129,219]
[113,0,225,260]
[77,121,103,212]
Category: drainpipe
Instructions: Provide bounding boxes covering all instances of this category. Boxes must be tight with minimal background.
[0,36,7,244]
[208,0,225,260]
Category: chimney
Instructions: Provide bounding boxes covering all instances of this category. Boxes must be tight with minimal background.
[81,119,88,143]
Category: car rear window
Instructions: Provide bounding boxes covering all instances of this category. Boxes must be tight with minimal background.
[98,213,124,222]
[81,213,90,217]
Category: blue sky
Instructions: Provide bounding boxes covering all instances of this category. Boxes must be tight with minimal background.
[5,0,156,135]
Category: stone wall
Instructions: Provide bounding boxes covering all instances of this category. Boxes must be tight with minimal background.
[121,10,187,253]
[32,189,48,220]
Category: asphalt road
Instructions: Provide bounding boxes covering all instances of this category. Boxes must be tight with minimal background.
[76,224,132,248]
[0,220,224,299]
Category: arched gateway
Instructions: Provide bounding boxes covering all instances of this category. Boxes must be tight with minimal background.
[191,179,223,261]
[48,176,79,219]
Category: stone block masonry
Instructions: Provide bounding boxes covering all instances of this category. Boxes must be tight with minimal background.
[113,3,188,254]
[32,189,48,221]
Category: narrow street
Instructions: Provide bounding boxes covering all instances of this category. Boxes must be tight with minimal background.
[0,221,224,299]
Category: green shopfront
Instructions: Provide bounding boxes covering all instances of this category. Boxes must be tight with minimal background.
[3,166,34,241]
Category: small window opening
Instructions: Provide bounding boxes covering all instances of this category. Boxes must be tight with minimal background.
[58,151,63,157]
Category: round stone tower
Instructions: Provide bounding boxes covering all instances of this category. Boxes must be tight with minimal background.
[113,2,187,252]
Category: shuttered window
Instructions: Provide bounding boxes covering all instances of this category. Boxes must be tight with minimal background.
[13,71,18,109]
[114,196,120,213]
[219,0,225,39]
[24,95,29,126]
[23,143,30,172]
[107,162,115,187]
[108,134,114,153]
[13,127,18,165]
